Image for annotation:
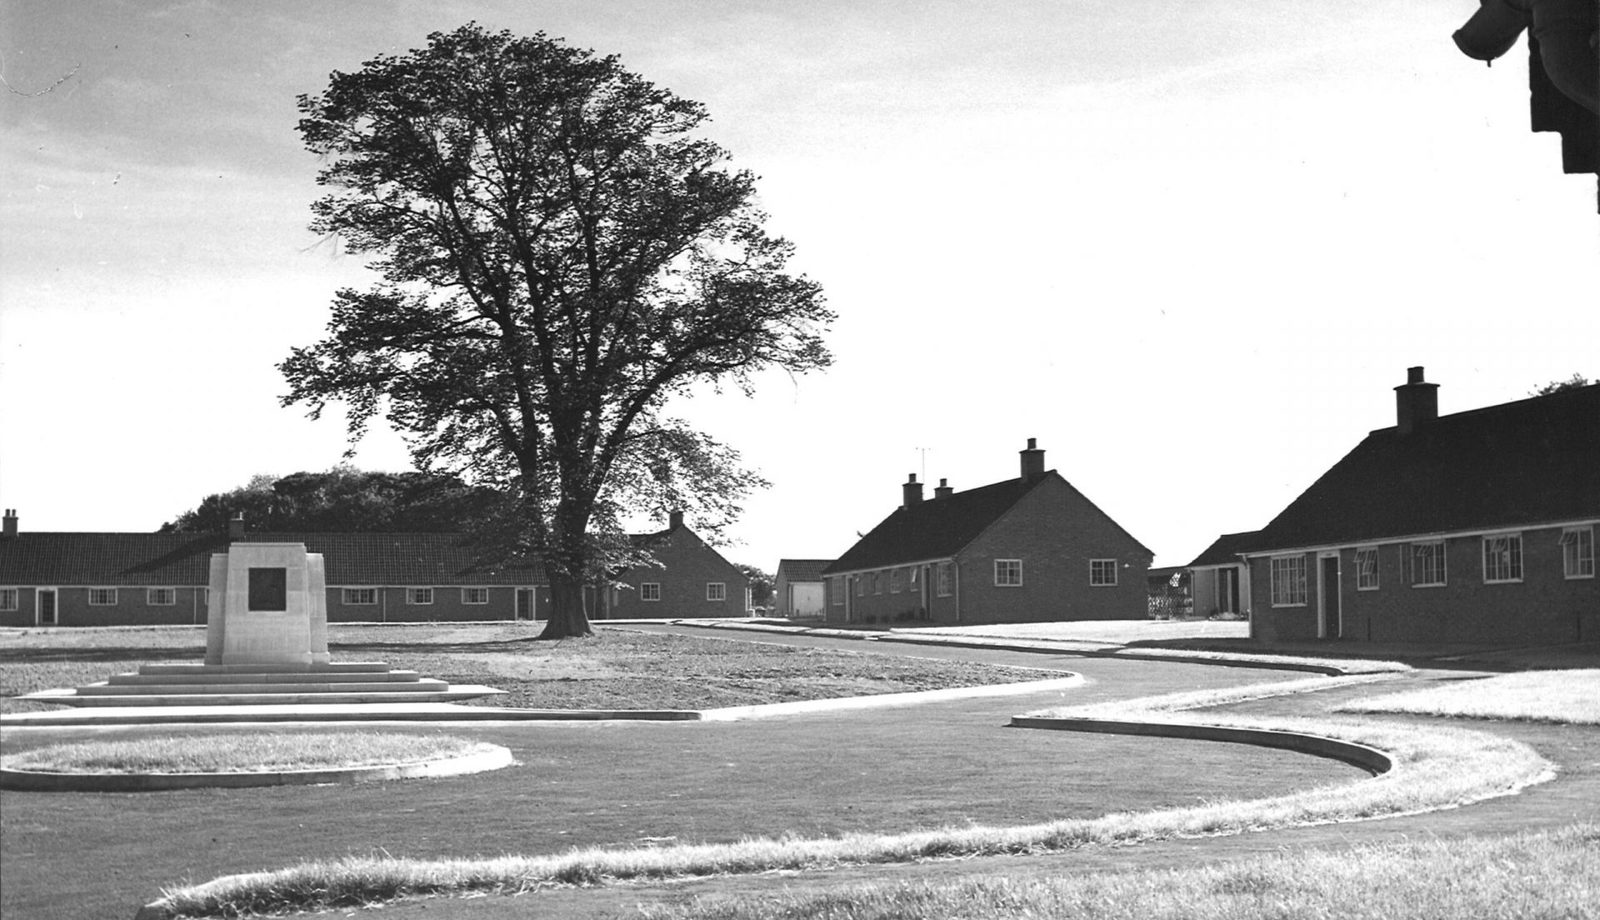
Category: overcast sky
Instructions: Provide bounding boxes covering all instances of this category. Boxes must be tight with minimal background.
[3,0,1596,573]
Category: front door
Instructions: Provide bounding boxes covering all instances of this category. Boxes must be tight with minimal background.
[38,588,58,626]
[1319,556,1341,639]
[1217,568,1239,614]
[515,588,536,620]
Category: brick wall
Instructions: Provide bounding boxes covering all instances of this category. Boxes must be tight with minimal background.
[1250,524,1599,644]
[606,527,749,619]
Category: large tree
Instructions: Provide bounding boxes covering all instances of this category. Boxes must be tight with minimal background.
[282,25,832,638]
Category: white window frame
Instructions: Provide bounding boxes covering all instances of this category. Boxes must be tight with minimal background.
[343,587,377,605]
[706,582,726,602]
[0,587,18,612]
[1481,533,1523,584]
[407,587,434,605]
[1562,527,1595,579]
[641,582,662,602]
[88,588,118,606]
[1089,559,1117,586]
[1355,547,1380,591]
[147,587,177,606]
[462,587,490,605]
[1269,555,1307,607]
[1410,540,1447,587]
[936,562,953,597]
[994,559,1023,587]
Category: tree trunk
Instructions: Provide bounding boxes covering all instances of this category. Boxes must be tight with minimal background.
[538,570,593,639]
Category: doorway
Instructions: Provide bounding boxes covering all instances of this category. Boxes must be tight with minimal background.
[1318,555,1341,639]
[515,588,537,621]
[37,588,58,626]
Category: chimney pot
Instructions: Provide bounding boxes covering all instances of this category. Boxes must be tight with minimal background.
[1019,438,1046,482]
[1394,366,1440,435]
[2,509,16,540]
[902,473,924,508]
[934,478,953,500]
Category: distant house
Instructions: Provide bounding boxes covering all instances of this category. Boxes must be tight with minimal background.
[597,511,750,620]
[0,514,547,627]
[773,559,832,618]
[1214,368,1598,645]
[821,440,1152,626]
[1186,531,1258,619]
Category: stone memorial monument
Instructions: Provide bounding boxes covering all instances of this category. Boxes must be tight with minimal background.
[204,542,331,667]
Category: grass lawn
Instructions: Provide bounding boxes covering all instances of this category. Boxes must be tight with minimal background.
[632,824,1600,920]
[2,732,481,773]
[1336,669,1600,725]
[0,623,1058,713]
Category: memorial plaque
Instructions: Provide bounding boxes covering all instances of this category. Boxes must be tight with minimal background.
[248,567,288,611]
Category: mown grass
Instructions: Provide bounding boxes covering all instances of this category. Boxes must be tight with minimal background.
[140,692,1553,918]
[0,624,1057,713]
[635,824,1600,920]
[1336,669,1600,725]
[1,732,480,774]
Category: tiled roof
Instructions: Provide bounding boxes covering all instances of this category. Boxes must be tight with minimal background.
[1188,531,1263,568]
[0,532,545,586]
[824,475,1048,574]
[776,559,834,582]
[1248,384,1600,552]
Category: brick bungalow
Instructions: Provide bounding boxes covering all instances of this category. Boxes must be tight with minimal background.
[1227,368,1598,645]
[597,511,750,619]
[821,439,1151,626]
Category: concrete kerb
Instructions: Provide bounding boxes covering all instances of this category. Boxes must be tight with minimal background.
[667,619,1409,676]
[0,743,516,792]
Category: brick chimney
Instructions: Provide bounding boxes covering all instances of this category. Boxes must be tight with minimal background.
[228,513,246,540]
[933,478,953,500]
[1019,438,1046,482]
[668,510,684,530]
[2,509,16,540]
[902,474,924,508]
[1394,366,1440,435]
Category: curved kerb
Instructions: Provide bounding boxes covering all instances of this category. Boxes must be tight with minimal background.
[0,744,515,792]
[1008,715,1394,775]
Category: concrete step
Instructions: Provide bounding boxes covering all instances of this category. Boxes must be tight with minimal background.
[76,679,451,696]
[45,688,505,707]
[109,669,425,686]
[138,661,394,676]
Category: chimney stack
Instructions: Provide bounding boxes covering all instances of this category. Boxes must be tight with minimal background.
[668,510,685,530]
[228,513,246,540]
[934,478,953,500]
[2,509,16,540]
[902,474,924,508]
[1019,438,1046,482]
[1394,366,1439,435]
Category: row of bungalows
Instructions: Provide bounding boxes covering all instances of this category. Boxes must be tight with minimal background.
[1189,369,1598,645]
[0,511,750,627]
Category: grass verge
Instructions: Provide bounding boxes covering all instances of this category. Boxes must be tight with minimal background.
[139,687,1553,918]
[633,824,1600,920]
[0,625,1058,713]
[1335,669,1600,725]
[2,732,479,774]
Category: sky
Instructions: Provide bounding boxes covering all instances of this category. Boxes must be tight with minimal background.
[2,0,1597,574]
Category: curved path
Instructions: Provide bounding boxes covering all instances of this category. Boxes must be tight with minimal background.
[2,626,1594,920]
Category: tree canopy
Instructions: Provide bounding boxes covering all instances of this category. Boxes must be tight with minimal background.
[282,25,832,638]
[1530,373,1591,396]
[160,468,500,534]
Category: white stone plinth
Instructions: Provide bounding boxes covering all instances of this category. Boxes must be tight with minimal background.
[204,543,330,667]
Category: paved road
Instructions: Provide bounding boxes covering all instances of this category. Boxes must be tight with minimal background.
[4,625,1594,920]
